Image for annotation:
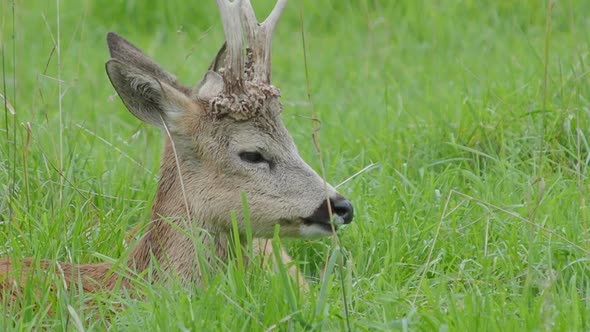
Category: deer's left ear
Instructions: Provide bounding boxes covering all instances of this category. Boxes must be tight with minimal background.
[106,59,191,128]
[106,32,179,88]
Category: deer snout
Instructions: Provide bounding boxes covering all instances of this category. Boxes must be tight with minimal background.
[305,195,354,226]
[332,196,354,224]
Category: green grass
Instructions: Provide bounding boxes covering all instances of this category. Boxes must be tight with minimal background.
[2,0,590,330]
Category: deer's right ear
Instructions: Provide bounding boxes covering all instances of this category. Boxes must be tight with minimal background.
[106,59,190,128]
[196,71,224,100]
[194,43,227,101]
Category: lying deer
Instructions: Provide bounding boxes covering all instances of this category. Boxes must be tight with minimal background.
[0,0,353,299]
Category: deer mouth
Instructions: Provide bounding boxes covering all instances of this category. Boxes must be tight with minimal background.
[298,216,344,238]
[304,221,336,233]
[302,216,342,232]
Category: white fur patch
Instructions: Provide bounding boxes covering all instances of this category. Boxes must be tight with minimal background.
[299,215,346,238]
[299,224,333,238]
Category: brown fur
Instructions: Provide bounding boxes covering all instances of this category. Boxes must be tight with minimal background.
[1,1,351,302]
[0,258,117,302]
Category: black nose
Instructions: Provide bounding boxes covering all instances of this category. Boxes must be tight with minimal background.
[304,196,355,226]
[331,196,354,224]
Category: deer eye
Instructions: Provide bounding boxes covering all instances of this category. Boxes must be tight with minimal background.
[239,151,267,164]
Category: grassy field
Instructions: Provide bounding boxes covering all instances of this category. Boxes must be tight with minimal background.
[1,0,590,330]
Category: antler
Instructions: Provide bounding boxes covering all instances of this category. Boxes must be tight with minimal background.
[214,0,287,90]
[215,0,245,93]
[240,0,287,83]
[207,0,287,119]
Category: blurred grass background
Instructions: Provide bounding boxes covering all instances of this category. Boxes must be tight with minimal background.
[1,0,590,330]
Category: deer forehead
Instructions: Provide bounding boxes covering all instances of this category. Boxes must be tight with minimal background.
[173,103,296,155]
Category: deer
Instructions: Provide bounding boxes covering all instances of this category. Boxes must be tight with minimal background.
[0,0,353,300]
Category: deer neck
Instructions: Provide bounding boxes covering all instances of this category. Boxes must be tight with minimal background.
[128,137,233,285]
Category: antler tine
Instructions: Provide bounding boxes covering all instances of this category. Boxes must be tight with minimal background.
[240,0,288,84]
[240,0,258,39]
[263,0,287,34]
[215,0,244,93]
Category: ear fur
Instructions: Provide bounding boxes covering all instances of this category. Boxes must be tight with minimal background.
[207,43,227,72]
[196,71,224,100]
[106,32,178,88]
[105,33,193,128]
[106,59,189,128]
[194,43,227,101]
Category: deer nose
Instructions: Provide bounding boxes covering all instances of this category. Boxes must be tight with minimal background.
[331,196,354,224]
[304,196,354,226]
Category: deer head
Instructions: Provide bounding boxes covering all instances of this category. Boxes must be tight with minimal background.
[104,0,353,239]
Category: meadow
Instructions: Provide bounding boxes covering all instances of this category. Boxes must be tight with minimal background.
[1,0,590,330]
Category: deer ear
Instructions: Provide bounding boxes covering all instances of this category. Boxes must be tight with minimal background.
[194,44,227,101]
[207,43,227,72]
[106,59,190,128]
[196,71,224,100]
[106,32,178,87]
